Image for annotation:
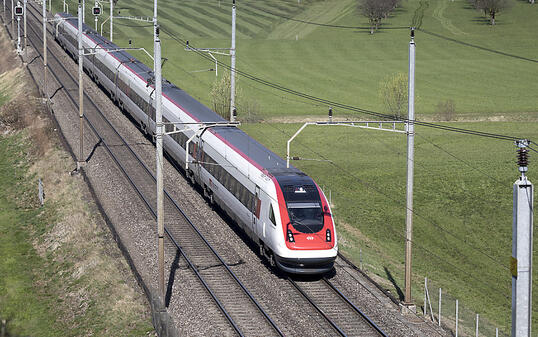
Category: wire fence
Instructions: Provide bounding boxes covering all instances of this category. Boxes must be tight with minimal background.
[424,278,509,337]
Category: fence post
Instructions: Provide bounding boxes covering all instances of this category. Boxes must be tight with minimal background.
[359,248,363,270]
[455,299,458,337]
[438,288,442,327]
[38,178,44,206]
[475,314,479,337]
[424,277,427,317]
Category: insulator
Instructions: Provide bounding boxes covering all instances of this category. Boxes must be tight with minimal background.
[517,148,529,168]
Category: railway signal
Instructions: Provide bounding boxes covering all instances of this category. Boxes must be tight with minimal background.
[15,1,21,54]
[93,1,100,30]
[14,2,21,15]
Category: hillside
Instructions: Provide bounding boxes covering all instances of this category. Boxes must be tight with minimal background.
[53,0,538,334]
[89,0,538,120]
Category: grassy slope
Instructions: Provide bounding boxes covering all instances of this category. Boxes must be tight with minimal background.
[0,136,61,336]
[241,121,538,333]
[56,0,538,333]
[65,0,538,119]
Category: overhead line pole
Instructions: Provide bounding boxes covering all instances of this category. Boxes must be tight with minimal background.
[404,28,416,308]
[42,0,47,103]
[23,0,26,59]
[77,0,84,171]
[109,0,113,41]
[229,0,236,122]
[154,0,165,302]
[512,140,533,337]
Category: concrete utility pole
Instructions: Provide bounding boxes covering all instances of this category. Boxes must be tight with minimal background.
[23,0,26,58]
[404,28,416,308]
[229,0,236,122]
[77,0,84,171]
[512,140,533,337]
[11,0,13,36]
[42,0,47,102]
[109,0,113,41]
[82,0,85,23]
[154,0,165,302]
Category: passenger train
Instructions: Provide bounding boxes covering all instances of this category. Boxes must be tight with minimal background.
[54,12,337,274]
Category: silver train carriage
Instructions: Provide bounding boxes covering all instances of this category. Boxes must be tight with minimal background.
[54,12,338,274]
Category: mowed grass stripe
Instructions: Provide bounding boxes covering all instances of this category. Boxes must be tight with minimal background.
[132,0,215,38]
[178,2,268,39]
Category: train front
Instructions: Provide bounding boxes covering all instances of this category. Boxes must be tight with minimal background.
[273,175,338,274]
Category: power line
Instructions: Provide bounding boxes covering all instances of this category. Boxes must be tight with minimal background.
[159,26,526,143]
[256,122,510,298]
[414,133,505,186]
[262,122,511,273]
[245,4,409,30]
[417,28,538,64]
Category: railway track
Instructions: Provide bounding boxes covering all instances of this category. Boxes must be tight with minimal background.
[289,276,387,337]
[18,2,283,336]
[2,2,415,336]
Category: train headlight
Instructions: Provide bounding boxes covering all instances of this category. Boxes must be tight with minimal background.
[287,229,295,243]
[326,229,331,242]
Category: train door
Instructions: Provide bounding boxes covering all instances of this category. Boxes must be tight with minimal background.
[252,186,261,237]
[146,89,154,134]
[197,138,205,179]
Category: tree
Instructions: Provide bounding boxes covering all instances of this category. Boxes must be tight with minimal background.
[210,71,232,120]
[469,0,513,25]
[210,72,261,122]
[379,72,408,119]
[358,0,400,34]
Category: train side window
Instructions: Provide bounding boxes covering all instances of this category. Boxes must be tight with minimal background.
[269,204,276,226]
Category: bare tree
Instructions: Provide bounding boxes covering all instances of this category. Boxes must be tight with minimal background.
[359,0,400,34]
[470,0,513,25]
[379,72,408,118]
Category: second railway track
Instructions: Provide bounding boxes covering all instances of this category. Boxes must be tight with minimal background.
[2,2,444,336]
[20,2,283,336]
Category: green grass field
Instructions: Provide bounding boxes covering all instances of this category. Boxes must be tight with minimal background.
[54,0,538,333]
[61,0,538,120]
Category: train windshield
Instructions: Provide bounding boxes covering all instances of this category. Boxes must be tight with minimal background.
[287,202,324,233]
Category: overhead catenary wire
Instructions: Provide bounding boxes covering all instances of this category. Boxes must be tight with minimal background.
[245,4,409,30]
[417,28,538,64]
[158,26,526,143]
[262,122,511,274]
[250,124,510,298]
[414,133,506,186]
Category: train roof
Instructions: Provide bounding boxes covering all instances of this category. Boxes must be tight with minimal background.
[58,13,310,181]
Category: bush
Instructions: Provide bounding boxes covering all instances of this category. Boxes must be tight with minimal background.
[379,72,408,119]
[436,99,456,121]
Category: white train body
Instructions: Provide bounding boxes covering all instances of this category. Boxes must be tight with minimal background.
[55,13,337,273]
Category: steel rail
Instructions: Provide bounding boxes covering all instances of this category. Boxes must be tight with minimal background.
[323,277,388,336]
[22,3,284,336]
[287,278,347,336]
[288,276,386,337]
[20,6,244,336]
[337,252,400,306]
